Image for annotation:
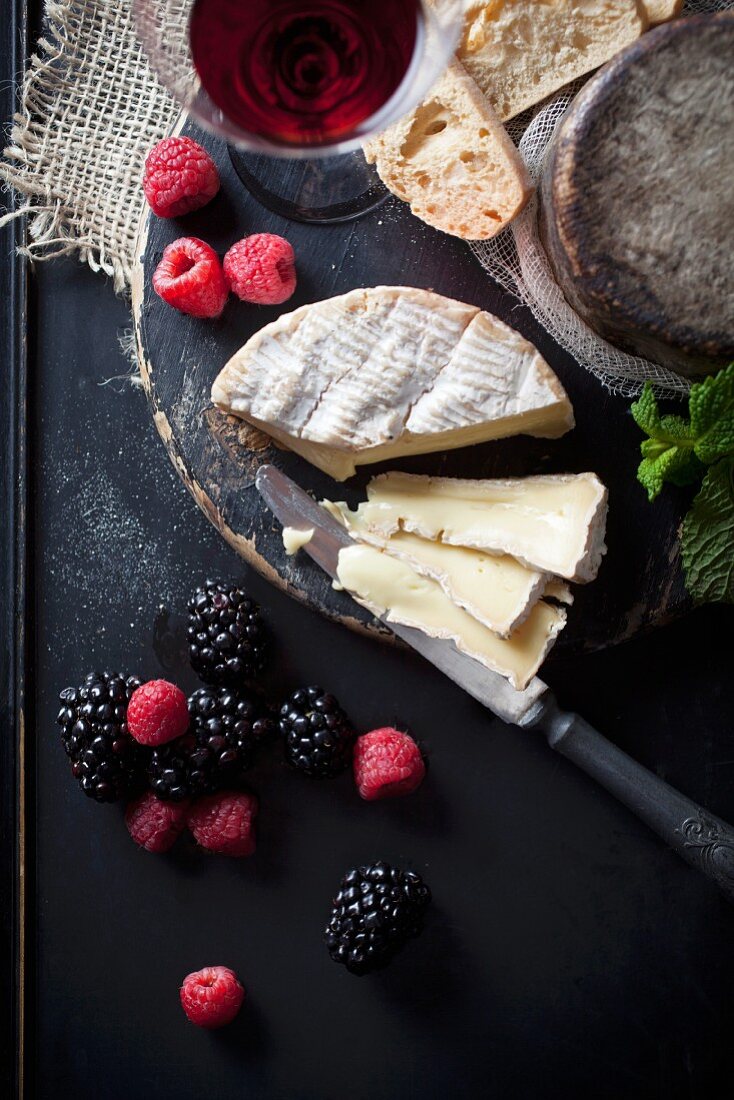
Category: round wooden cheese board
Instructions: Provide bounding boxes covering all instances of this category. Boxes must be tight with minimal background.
[132,116,690,656]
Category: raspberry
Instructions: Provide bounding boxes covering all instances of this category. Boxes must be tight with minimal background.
[127,680,190,746]
[153,237,228,318]
[187,791,257,856]
[180,965,245,1028]
[353,727,426,801]
[125,791,189,853]
[143,136,220,218]
[223,234,297,306]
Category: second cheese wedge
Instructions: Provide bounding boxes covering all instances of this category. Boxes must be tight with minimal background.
[336,544,566,691]
[352,471,608,582]
[211,287,574,481]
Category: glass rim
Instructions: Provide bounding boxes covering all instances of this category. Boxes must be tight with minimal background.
[133,0,465,159]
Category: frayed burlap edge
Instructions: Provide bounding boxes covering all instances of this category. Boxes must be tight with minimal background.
[0,0,178,294]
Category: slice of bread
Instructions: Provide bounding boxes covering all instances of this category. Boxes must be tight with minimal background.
[640,0,683,24]
[363,62,532,241]
[457,0,648,121]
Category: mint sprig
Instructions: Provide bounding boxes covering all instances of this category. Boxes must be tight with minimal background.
[631,363,734,502]
[631,364,734,605]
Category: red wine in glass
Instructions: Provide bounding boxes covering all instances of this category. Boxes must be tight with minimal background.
[189,0,423,147]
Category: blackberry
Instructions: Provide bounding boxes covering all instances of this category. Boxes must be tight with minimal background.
[57,671,145,802]
[148,687,275,800]
[279,686,354,778]
[147,735,210,802]
[325,861,431,975]
[187,581,268,687]
[190,686,275,777]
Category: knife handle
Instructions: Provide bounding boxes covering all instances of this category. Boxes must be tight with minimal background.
[529,696,734,904]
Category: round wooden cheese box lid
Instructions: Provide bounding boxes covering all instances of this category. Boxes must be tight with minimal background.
[539,12,734,377]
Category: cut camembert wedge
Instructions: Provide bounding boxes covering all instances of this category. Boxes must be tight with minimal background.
[211,287,574,480]
[350,471,608,583]
[324,499,548,637]
[336,544,566,691]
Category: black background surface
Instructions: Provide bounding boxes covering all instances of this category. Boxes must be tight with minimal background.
[4,6,734,1097]
[20,255,734,1100]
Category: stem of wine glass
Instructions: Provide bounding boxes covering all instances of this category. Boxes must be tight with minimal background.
[227,146,389,225]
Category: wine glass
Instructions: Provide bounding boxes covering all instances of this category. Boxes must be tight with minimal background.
[134,0,467,223]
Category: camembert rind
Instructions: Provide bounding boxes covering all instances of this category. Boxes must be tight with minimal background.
[324,499,548,637]
[211,286,574,481]
[335,544,566,691]
[357,471,608,583]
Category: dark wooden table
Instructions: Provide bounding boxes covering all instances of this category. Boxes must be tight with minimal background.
[3,10,734,1100]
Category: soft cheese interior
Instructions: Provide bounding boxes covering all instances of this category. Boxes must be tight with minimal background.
[353,471,608,582]
[335,544,566,691]
[282,526,314,556]
[211,287,574,480]
[325,499,548,637]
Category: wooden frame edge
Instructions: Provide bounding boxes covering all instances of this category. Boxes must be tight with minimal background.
[1,0,31,1094]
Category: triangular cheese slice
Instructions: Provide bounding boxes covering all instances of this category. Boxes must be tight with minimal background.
[336,543,566,691]
[355,471,608,582]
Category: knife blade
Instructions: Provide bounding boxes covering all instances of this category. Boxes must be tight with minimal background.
[256,464,548,726]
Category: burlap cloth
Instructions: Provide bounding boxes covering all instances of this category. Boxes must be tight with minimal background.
[0,0,179,293]
[0,0,730,393]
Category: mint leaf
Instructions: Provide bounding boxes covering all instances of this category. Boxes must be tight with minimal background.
[632,383,699,500]
[631,383,673,439]
[689,362,734,465]
[631,367,734,600]
[638,445,704,501]
[631,367,734,500]
[681,457,734,605]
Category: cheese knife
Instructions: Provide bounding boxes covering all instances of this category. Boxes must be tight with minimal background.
[256,464,734,902]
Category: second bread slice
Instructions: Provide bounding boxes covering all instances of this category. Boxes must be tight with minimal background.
[457,0,648,121]
[363,62,532,241]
